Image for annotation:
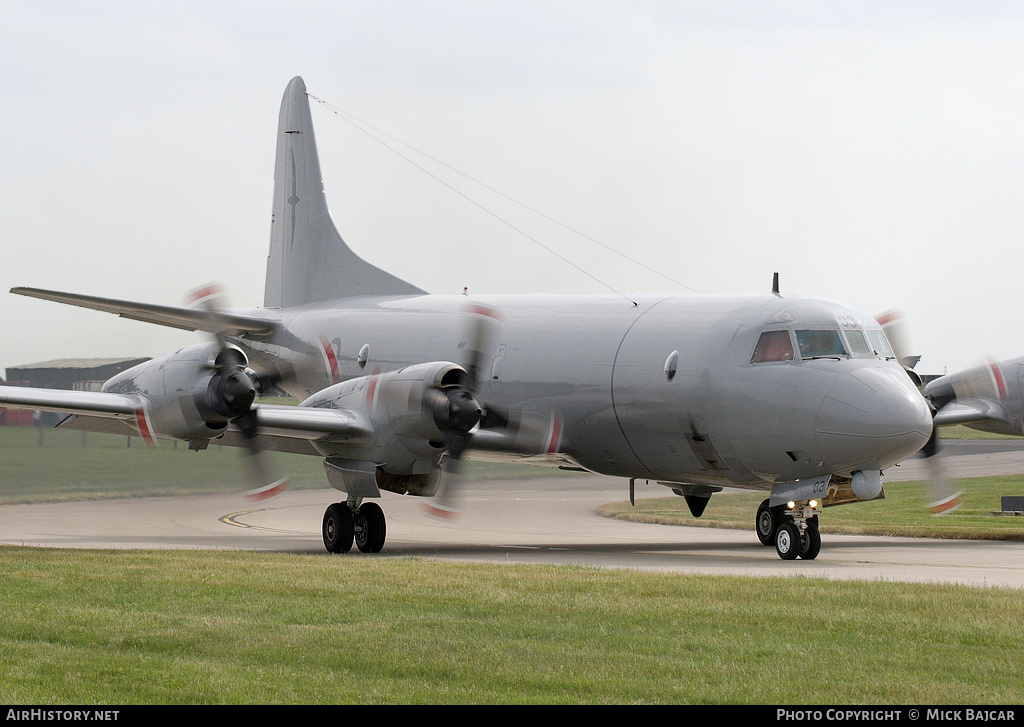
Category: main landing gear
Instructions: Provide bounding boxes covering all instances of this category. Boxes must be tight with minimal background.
[756,498,821,561]
[322,500,387,554]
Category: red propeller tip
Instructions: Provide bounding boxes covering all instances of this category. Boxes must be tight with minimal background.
[421,502,459,520]
[928,491,963,516]
[244,478,289,501]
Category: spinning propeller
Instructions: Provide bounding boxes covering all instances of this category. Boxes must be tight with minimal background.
[875,309,963,515]
[185,284,288,501]
[422,304,503,518]
[419,304,563,518]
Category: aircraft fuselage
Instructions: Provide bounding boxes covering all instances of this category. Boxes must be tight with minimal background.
[238,291,932,491]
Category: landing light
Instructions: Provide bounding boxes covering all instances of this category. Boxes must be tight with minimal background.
[810,499,819,509]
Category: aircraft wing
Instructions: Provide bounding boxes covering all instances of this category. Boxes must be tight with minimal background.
[0,385,140,419]
[11,287,278,337]
[932,399,1012,428]
[251,403,373,442]
[0,386,373,447]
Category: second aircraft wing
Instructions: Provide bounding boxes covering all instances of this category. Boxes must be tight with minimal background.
[11,287,278,337]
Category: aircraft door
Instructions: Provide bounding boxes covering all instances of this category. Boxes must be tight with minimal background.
[489,344,507,394]
[613,306,730,483]
[610,298,767,486]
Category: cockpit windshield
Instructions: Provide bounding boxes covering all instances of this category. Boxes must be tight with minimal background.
[844,329,873,355]
[795,329,846,359]
[867,329,895,358]
[750,330,795,363]
[751,325,894,365]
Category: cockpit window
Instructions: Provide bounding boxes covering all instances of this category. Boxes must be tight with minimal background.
[751,330,795,363]
[795,329,847,359]
[844,329,873,355]
[867,329,895,358]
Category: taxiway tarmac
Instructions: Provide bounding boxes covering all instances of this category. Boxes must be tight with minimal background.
[2,440,1024,589]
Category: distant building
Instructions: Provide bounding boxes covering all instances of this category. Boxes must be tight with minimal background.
[4,358,150,392]
[0,408,33,426]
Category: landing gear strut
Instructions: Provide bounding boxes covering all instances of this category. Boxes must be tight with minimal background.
[322,500,387,554]
[756,498,821,560]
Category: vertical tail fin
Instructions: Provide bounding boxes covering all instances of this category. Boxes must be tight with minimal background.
[263,77,424,308]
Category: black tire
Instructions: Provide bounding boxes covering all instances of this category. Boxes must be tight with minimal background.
[799,520,821,560]
[322,503,354,554]
[354,502,387,553]
[775,522,801,560]
[756,499,780,546]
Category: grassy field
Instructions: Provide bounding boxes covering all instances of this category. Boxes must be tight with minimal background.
[2,423,1024,704]
[2,547,1023,704]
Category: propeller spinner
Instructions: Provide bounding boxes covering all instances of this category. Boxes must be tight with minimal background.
[186,284,288,500]
[422,304,502,518]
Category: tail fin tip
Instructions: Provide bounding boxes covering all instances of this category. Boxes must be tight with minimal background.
[263,77,424,308]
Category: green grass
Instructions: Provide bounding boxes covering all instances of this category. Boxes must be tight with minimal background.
[938,424,1020,440]
[3,425,1024,704]
[1,547,1022,704]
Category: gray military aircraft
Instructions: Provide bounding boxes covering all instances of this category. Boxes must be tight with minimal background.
[0,77,937,560]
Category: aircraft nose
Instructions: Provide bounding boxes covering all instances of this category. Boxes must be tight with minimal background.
[814,366,933,470]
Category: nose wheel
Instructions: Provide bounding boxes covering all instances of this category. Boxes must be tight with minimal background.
[756,498,821,560]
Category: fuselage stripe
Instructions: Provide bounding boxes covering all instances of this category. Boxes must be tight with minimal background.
[988,358,1007,400]
[135,405,156,448]
[366,372,379,412]
[547,414,562,455]
[320,337,340,383]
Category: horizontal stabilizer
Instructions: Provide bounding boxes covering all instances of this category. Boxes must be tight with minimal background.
[11,287,278,337]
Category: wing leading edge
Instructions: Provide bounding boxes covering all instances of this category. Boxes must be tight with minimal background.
[931,400,1009,428]
[10,287,278,337]
[0,385,372,449]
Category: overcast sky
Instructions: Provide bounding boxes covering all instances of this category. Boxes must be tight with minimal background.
[3,1,1024,377]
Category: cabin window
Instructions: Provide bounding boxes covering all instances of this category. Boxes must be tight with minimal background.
[665,350,679,380]
[750,330,795,363]
[844,329,873,355]
[867,329,895,359]
[795,329,847,359]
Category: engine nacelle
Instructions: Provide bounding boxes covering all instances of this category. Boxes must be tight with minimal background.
[302,361,480,478]
[102,342,258,442]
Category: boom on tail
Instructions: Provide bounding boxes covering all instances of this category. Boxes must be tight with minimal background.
[263,76,425,308]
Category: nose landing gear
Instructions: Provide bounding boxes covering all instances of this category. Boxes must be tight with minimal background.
[756,498,821,560]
